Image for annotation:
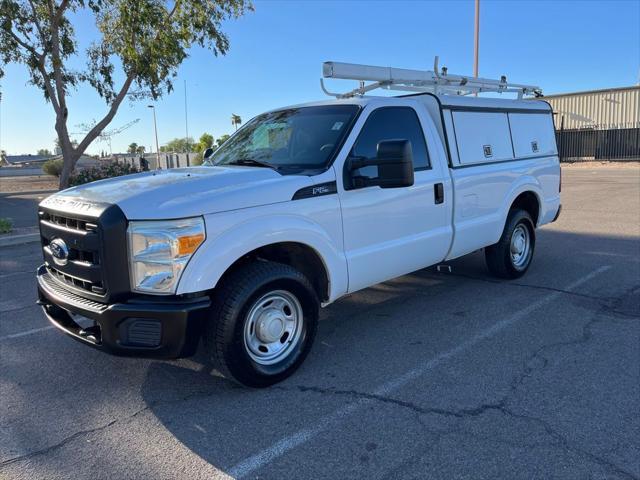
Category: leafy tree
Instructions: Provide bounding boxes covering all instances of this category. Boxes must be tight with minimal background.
[197,132,214,152]
[160,137,195,153]
[127,142,138,154]
[136,145,145,154]
[37,148,52,156]
[216,134,231,148]
[190,132,214,165]
[1,0,252,188]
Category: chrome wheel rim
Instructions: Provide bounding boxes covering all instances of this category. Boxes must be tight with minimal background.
[243,290,304,366]
[510,224,530,269]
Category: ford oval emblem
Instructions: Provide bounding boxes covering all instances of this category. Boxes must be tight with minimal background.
[49,238,70,266]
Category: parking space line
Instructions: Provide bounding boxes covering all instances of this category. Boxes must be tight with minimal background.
[0,325,54,341]
[228,265,611,479]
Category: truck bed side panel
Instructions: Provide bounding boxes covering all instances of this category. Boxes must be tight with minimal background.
[441,105,560,260]
[446,157,560,260]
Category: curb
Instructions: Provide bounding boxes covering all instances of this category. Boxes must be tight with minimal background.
[0,232,40,248]
[0,189,58,197]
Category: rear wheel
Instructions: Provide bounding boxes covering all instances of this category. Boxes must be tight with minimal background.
[203,261,319,387]
[485,209,535,279]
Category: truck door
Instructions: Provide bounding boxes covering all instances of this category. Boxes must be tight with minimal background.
[338,104,452,293]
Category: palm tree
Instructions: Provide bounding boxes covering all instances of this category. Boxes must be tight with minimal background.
[231,114,242,131]
[128,142,138,154]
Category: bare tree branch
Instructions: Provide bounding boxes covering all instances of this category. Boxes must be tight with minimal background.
[6,23,38,55]
[27,0,47,47]
[75,74,135,155]
[53,0,69,23]
[167,0,182,20]
[49,0,68,113]
[5,27,61,114]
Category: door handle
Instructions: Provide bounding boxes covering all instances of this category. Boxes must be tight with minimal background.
[434,183,444,204]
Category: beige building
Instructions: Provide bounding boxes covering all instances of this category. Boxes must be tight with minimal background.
[541,86,639,130]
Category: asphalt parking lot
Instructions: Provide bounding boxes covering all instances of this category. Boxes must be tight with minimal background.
[1,166,638,480]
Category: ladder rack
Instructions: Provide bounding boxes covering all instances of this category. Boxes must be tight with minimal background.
[321,57,542,99]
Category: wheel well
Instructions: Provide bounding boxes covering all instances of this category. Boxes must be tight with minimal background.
[510,191,540,226]
[220,242,330,302]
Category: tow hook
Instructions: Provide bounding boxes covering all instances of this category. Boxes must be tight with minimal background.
[79,326,101,344]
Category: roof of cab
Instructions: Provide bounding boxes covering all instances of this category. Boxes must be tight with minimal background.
[431,93,551,111]
[275,93,551,112]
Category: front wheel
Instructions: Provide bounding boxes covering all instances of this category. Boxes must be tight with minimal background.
[203,261,319,387]
[485,209,536,279]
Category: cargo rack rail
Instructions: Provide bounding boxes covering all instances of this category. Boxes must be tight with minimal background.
[321,57,543,99]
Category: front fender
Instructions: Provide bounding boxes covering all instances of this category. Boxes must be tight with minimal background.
[176,213,348,302]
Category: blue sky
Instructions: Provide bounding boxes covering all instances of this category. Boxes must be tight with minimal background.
[1,0,638,155]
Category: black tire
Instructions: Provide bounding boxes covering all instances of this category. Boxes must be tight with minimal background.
[485,209,536,279]
[203,261,319,388]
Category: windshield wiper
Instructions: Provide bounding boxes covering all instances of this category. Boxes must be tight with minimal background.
[225,158,279,170]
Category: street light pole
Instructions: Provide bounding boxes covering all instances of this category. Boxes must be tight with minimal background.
[473,0,480,93]
[147,105,160,169]
[184,80,189,151]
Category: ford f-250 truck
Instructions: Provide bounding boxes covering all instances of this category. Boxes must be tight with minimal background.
[37,62,561,387]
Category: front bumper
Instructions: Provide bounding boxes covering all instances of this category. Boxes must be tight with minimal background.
[37,265,210,359]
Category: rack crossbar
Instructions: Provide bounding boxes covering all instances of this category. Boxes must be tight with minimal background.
[321,58,542,99]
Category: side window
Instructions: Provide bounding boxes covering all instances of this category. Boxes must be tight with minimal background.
[350,107,430,179]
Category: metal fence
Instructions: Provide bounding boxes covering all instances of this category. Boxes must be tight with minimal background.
[115,152,199,170]
[556,122,640,162]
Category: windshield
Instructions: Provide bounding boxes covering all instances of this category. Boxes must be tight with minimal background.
[206,105,360,172]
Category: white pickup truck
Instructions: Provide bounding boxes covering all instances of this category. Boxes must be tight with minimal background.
[37,62,561,387]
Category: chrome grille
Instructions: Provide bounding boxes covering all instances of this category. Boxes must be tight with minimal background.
[39,201,129,303]
[47,266,99,293]
[40,212,97,232]
[39,210,105,296]
[39,268,108,312]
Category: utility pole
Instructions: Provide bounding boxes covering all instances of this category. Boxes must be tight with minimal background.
[473,0,480,96]
[147,105,161,169]
[0,88,3,158]
[184,80,189,151]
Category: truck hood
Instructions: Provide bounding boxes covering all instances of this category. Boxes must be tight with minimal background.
[42,167,313,219]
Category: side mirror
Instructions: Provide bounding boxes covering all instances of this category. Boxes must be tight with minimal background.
[375,140,414,188]
[347,139,414,189]
[203,147,214,159]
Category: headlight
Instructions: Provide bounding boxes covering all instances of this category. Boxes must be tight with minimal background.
[127,217,205,295]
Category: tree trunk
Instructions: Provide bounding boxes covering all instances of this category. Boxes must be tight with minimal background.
[58,148,80,190]
[55,115,79,190]
[53,75,135,190]
[57,129,80,190]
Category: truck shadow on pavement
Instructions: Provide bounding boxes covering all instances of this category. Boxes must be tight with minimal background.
[136,228,639,477]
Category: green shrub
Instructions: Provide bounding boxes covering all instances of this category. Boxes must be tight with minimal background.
[191,152,204,166]
[42,158,64,177]
[69,161,140,187]
[0,217,13,234]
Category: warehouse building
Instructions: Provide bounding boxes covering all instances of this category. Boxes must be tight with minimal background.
[541,85,639,161]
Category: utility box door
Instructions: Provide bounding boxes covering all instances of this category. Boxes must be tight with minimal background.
[508,113,557,158]
[451,111,514,165]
